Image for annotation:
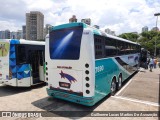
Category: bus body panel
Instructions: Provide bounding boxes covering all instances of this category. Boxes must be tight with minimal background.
[17,77,31,87]
[94,53,139,102]
[0,40,10,84]
[3,78,17,86]
[49,69,83,95]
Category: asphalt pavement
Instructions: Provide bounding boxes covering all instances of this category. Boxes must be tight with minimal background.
[0,67,159,120]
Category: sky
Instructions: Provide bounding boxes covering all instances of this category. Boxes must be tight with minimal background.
[0,0,160,35]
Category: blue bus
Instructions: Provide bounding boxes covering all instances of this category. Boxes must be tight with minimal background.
[45,22,140,106]
[0,39,45,87]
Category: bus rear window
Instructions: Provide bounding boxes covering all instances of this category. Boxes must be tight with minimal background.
[49,26,83,60]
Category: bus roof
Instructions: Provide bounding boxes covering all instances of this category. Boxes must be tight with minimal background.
[19,39,45,45]
[51,22,87,31]
[50,22,140,45]
[0,39,45,45]
[104,33,139,45]
[86,25,140,45]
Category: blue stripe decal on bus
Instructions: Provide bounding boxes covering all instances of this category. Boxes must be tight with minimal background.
[9,40,20,79]
[9,40,31,80]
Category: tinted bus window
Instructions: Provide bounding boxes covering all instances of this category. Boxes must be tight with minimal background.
[136,45,141,53]
[16,45,26,64]
[117,41,127,55]
[94,35,105,59]
[50,26,83,60]
[105,37,117,57]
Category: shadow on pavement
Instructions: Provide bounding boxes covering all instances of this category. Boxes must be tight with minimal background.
[32,94,111,118]
[122,70,138,86]
[0,83,46,97]
[31,72,139,118]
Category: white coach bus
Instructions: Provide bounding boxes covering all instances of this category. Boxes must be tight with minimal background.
[0,39,45,87]
[45,22,140,106]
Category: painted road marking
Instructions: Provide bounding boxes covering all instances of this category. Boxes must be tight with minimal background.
[111,96,160,107]
[116,71,142,96]
[116,78,133,96]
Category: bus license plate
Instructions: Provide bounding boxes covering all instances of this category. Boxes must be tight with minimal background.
[59,82,70,88]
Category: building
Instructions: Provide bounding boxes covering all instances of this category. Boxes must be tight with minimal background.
[10,30,22,39]
[22,25,26,39]
[131,32,138,35]
[10,31,17,39]
[5,30,10,39]
[1,30,23,39]
[43,24,52,39]
[93,25,100,29]
[26,11,44,40]
[17,30,23,39]
[81,18,91,25]
[0,31,5,39]
[105,28,116,36]
[0,30,11,39]
[69,15,77,23]
[151,27,159,31]
[110,31,116,36]
[105,28,111,34]
[142,26,148,32]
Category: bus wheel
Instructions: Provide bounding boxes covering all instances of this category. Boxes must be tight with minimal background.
[117,75,122,90]
[111,78,116,96]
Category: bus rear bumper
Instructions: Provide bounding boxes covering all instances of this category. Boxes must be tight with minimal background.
[47,88,95,106]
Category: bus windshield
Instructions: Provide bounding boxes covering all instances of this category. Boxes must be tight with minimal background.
[49,26,83,60]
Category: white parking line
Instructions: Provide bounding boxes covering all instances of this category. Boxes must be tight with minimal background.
[116,72,142,96]
[111,96,160,107]
[116,78,134,96]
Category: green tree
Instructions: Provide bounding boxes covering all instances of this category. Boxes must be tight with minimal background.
[139,31,160,56]
[118,33,139,42]
[119,31,160,56]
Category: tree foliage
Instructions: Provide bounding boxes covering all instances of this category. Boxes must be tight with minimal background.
[118,31,160,56]
[118,33,139,42]
[139,31,160,56]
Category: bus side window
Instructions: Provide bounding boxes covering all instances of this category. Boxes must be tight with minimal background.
[105,38,117,57]
[94,35,105,59]
[117,41,123,55]
[16,45,26,64]
[137,45,141,53]
[133,44,135,53]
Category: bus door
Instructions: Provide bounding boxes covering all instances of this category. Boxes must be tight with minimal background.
[38,50,45,82]
[28,50,45,84]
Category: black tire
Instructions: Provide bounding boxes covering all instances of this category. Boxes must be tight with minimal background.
[110,78,117,96]
[117,75,122,90]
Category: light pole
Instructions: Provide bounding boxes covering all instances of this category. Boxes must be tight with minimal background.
[154,13,160,57]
